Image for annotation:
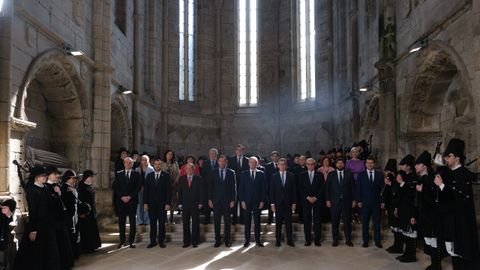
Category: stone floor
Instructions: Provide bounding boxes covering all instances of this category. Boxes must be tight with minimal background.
[74,235,453,270]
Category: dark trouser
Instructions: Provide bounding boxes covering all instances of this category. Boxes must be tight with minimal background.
[148,206,167,244]
[231,202,244,224]
[213,205,231,243]
[361,204,381,245]
[303,202,322,243]
[331,201,352,242]
[243,206,262,243]
[117,202,137,244]
[275,203,293,242]
[182,207,200,245]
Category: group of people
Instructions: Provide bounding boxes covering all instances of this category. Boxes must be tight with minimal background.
[113,139,478,270]
[13,166,102,270]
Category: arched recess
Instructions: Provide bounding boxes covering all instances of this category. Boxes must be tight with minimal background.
[110,94,133,159]
[15,48,90,170]
[402,42,476,158]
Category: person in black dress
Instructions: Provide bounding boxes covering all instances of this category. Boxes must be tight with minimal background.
[60,170,80,259]
[45,166,74,270]
[78,170,102,253]
[383,159,403,254]
[0,198,16,268]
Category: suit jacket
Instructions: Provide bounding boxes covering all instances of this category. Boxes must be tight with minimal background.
[208,167,236,207]
[270,171,297,206]
[143,170,172,208]
[202,159,219,179]
[356,170,384,207]
[228,155,249,175]
[239,169,267,207]
[113,170,142,205]
[299,170,325,205]
[265,162,279,182]
[325,169,356,206]
[178,175,205,210]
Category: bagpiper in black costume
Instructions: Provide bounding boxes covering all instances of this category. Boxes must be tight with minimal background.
[383,159,403,254]
[396,155,418,263]
[435,138,479,270]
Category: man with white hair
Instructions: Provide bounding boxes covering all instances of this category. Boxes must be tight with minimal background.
[113,157,142,248]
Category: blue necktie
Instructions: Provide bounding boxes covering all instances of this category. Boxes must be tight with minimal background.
[220,169,224,181]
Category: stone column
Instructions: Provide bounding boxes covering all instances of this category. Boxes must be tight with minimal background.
[375,0,397,161]
[0,0,12,195]
[91,0,114,221]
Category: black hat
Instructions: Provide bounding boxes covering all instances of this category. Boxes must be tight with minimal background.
[62,170,77,182]
[45,165,61,176]
[435,166,450,179]
[118,147,128,154]
[1,199,16,212]
[29,166,46,180]
[82,170,96,181]
[415,151,432,167]
[399,154,415,168]
[319,150,325,155]
[384,159,397,173]
[131,150,139,155]
[443,138,466,161]
[198,155,207,161]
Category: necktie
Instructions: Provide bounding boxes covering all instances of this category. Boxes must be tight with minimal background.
[251,171,255,181]
[339,171,343,184]
[309,171,313,184]
[238,157,241,168]
[211,160,215,168]
[220,169,224,181]
[369,171,374,182]
[274,163,277,169]
[281,172,285,187]
[126,171,130,183]
[155,173,159,184]
[188,176,192,188]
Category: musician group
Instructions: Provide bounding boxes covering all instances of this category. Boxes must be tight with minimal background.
[11,167,101,270]
[111,138,478,270]
[4,138,478,270]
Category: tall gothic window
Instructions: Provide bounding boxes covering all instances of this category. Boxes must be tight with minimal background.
[179,0,195,101]
[298,0,316,101]
[238,0,258,106]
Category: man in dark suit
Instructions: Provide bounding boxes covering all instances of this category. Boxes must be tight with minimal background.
[299,158,325,246]
[208,155,236,247]
[113,157,142,248]
[143,158,172,248]
[178,163,205,248]
[357,156,385,248]
[201,148,219,224]
[228,144,249,225]
[239,157,267,247]
[264,151,280,224]
[292,155,307,223]
[270,158,297,247]
[326,157,356,247]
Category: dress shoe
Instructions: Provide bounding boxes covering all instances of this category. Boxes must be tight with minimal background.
[243,242,250,248]
[225,242,232,248]
[214,242,222,248]
[332,241,339,247]
[182,244,190,248]
[304,242,311,247]
[314,241,321,247]
[147,243,157,248]
[117,242,124,249]
[256,242,264,247]
[362,243,369,248]
[275,241,281,247]
[129,244,136,248]
[287,241,295,247]
[375,243,383,248]
[159,243,166,248]
[192,244,198,248]
[346,241,354,247]
[398,256,416,263]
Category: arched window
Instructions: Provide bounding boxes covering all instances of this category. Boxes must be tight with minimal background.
[179,0,195,101]
[297,0,316,101]
[238,0,258,106]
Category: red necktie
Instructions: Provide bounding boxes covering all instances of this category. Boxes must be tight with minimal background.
[188,176,192,188]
